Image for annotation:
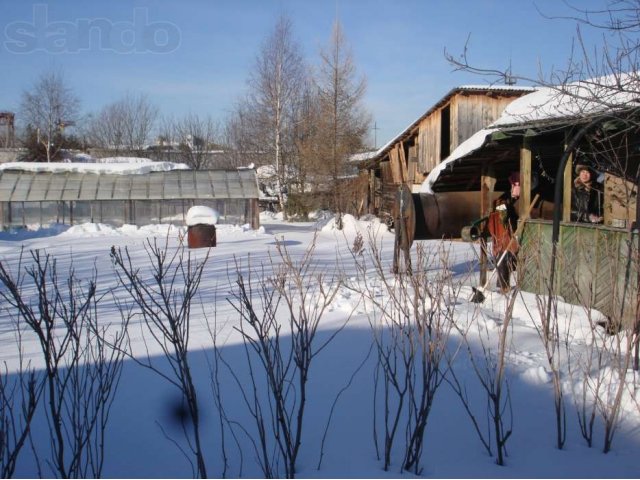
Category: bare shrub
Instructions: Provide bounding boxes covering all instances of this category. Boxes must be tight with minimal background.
[348,232,455,474]
[110,237,209,478]
[557,230,638,453]
[517,237,568,450]
[452,292,516,466]
[0,249,127,478]
[0,326,41,479]
[225,235,350,478]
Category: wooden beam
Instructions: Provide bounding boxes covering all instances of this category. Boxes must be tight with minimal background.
[480,163,496,285]
[520,137,532,217]
[389,147,402,183]
[563,132,573,222]
[398,144,409,184]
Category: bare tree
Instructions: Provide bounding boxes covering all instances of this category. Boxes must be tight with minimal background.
[223,100,267,169]
[20,69,80,162]
[314,21,371,228]
[169,113,221,169]
[88,93,158,156]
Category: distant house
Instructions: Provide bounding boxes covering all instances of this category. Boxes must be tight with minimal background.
[359,85,535,223]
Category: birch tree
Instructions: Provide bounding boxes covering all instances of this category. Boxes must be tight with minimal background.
[246,15,305,219]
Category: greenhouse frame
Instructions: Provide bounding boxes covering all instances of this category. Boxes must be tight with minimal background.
[0,168,260,229]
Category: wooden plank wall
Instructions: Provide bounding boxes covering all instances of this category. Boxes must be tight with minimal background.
[520,220,638,328]
[415,94,516,178]
[417,111,441,173]
[453,95,516,148]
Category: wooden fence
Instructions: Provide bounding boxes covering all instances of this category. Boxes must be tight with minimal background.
[520,220,639,329]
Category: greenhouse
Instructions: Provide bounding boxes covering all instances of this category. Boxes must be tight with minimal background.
[0,167,260,229]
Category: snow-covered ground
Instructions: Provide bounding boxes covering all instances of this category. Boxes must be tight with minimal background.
[0,212,638,478]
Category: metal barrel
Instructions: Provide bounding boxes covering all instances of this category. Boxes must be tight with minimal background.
[187,224,217,248]
[397,189,487,243]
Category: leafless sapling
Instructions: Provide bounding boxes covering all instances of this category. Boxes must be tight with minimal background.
[0,249,127,478]
[110,237,209,478]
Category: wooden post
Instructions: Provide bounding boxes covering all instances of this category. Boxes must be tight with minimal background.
[251,198,259,229]
[563,133,573,222]
[480,163,496,285]
[520,137,532,217]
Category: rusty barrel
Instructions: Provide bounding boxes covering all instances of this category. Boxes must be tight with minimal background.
[188,224,217,248]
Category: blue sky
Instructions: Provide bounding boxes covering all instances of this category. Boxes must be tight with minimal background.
[0,0,607,147]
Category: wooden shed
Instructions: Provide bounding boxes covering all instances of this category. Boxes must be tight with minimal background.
[360,85,535,224]
[421,82,640,328]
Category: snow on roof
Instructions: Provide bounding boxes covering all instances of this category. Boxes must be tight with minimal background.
[421,73,640,193]
[0,159,190,175]
[420,127,495,193]
[349,151,378,163]
[457,84,538,92]
[494,73,640,126]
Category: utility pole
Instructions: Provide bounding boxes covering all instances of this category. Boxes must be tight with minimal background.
[373,121,379,149]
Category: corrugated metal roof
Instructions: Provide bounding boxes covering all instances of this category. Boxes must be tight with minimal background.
[0,169,259,202]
